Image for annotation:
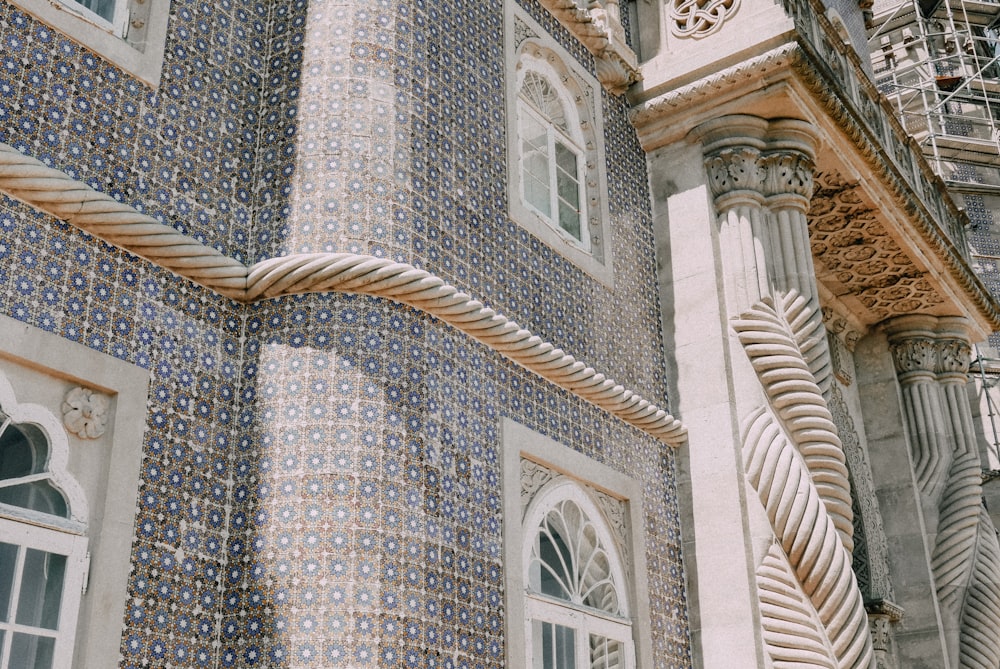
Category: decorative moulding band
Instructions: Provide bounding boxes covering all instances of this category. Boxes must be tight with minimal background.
[0,142,687,447]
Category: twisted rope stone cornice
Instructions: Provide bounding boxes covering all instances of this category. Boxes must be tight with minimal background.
[0,142,687,447]
[246,253,687,444]
[0,143,248,299]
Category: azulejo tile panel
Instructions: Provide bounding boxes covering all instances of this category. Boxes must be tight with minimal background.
[0,0,689,667]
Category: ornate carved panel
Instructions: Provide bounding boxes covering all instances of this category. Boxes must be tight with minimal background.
[809,171,947,322]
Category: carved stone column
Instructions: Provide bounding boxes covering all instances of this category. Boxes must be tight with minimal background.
[698,115,770,315]
[886,317,952,509]
[885,315,1000,668]
[762,120,819,304]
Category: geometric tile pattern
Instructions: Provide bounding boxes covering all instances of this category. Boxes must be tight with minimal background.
[0,1,691,668]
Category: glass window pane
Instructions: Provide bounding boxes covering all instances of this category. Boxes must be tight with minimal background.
[590,634,624,669]
[558,202,582,241]
[71,0,116,22]
[10,632,55,669]
[0,482,68,518]
[0,542,17,622]
[15,549,66,631]
[521,111,549,151]
[0,424,47,480]
[555,142,577,176]
[524,173,552,217]
[533,620,575,669]
[537,531,571,600]
[524,150,550,184]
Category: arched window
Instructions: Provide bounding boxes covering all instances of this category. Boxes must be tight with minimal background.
[522,478,635,669]
[0,401,88,669]
[506,29,614,284]
[518,69,590,249]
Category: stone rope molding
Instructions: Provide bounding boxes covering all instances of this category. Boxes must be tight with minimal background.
[0,142,687,447]
[737,292,874,668]
[744,408,874,668]
[0,143,248,299]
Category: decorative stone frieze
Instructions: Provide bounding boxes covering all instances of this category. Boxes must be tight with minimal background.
[830,384,894,604]
[810,171,948,323]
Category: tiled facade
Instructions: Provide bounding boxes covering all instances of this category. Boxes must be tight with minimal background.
[0,1,690,668]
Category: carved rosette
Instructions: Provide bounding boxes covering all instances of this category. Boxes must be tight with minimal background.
[62,386,111,439]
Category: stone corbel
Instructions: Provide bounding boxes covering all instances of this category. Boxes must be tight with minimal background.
[537,0,640,94]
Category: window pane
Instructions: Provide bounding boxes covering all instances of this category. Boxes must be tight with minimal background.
[521,111,549,151]
[71,0,116,22]
[0,542,17,622]
[0,482,68,518]
[590,634,624,669]
[10,632,55,669]
[555,142,577,176]
[0,423,48,480]
[556,168,579,207]
[558,202,582,241]
[15,550,66,631]
[524,171,552,218]
[537,531,571,601]
[533,620,575,669]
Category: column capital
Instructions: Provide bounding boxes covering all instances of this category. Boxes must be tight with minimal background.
[761,150,814,201]
[883,314,973,377]
[704,146,766,202]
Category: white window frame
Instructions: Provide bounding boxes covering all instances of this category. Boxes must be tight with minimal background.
[0,314,148,669]
[8,0,171,86]
[517,78,591,252]
[502,418,654,669]
[506,6,615,287]
[0,517,88,669]
[521,480,636,669]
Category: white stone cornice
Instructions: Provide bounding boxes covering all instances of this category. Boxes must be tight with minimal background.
[0,143,687,447]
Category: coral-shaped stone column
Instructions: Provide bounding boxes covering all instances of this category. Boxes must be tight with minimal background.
[885,316,1000,669]
[886,317,952,507]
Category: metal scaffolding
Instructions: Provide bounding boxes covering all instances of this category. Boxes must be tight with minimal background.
[869,0,1000,184]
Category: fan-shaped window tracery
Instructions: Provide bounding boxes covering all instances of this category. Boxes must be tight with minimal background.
[523,476,634,669]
